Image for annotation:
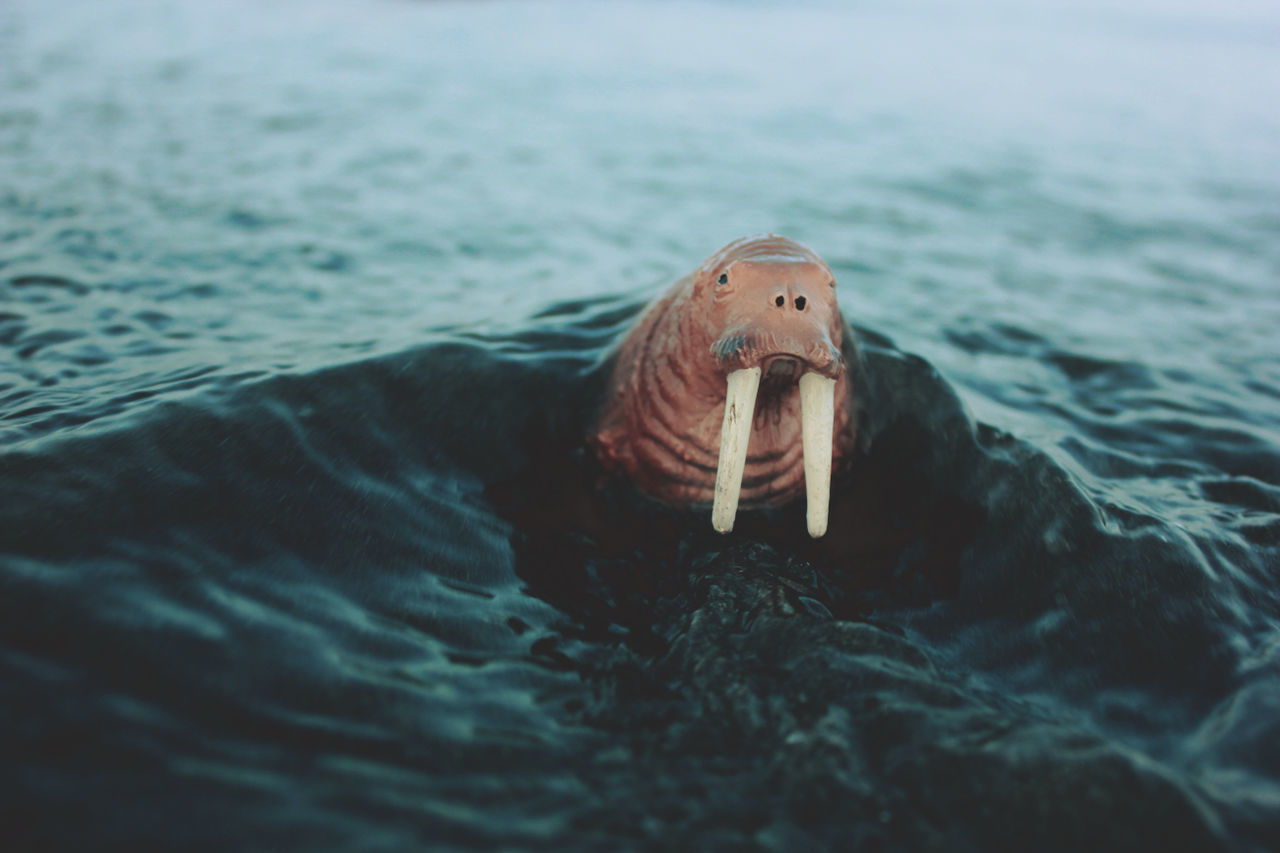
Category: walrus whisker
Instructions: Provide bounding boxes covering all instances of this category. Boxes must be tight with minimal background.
[712,366,761,533]
[710,333,760,364]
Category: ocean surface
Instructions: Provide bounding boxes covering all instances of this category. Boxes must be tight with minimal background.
[2,0,1279,849]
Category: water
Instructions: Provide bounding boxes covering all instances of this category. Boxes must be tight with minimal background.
[2,0,1279,849]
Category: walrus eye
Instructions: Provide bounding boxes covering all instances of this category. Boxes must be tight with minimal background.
[774,295,784,307]
[717,273,728,285]
[795,296,807,311]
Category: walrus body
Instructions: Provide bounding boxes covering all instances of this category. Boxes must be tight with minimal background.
[591,235,856,536]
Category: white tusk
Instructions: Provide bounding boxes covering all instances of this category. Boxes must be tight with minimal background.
[799,372,836,538]
[711,366,762,533]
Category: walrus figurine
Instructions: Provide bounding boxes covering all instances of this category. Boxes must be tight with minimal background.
[591,234,856,537]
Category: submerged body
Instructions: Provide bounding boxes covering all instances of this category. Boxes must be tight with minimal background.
[591,235,857,536]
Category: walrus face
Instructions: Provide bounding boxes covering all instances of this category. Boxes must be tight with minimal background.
[701,257,845,381]
[592,234,853,540]
[695,243,846,537]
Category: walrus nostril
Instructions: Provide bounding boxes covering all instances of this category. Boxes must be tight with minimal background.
[774,294,785,307]
[795,296,807,311]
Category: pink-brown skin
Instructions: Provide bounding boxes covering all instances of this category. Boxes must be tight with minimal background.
[592,234,855,509]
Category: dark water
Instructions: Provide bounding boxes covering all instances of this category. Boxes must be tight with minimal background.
[3,0,1280,850]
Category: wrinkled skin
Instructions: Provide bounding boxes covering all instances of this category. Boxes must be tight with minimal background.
[592,234,856,508]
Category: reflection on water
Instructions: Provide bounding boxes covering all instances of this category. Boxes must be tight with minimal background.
[2,0,1279,849]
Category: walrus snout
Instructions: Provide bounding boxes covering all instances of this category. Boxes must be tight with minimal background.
[710,329,844,378]
[706,324,843,537]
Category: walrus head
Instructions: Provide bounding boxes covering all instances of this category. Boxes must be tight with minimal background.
[591,234,854,537]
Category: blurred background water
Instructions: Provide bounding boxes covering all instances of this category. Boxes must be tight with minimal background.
[2,0,1279,850]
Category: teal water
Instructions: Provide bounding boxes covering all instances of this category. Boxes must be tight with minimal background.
[2,1,1279,850]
